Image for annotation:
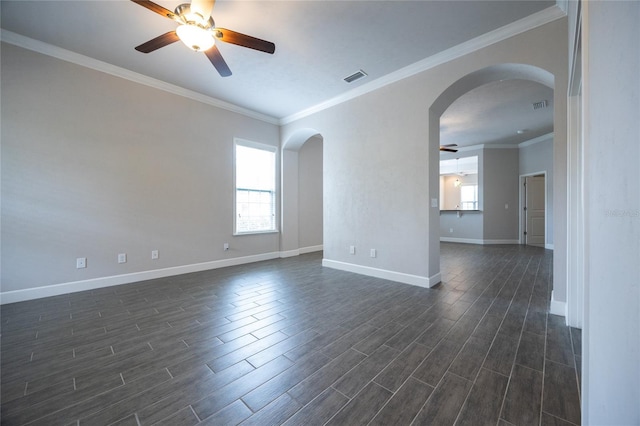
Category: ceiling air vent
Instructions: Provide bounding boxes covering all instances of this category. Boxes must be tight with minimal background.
[532,100,548,110]
[344,69,368,83]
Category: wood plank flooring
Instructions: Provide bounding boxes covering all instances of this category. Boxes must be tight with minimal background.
[0,243,582,425]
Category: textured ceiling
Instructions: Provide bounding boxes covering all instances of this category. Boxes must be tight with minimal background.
[1,1,558,147]
[441,79,554,147]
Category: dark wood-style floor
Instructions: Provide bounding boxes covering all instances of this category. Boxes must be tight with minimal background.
[0,243,581,425]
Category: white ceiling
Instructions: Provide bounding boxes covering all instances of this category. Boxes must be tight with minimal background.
[1,0,557,143]
[441,78,554,148]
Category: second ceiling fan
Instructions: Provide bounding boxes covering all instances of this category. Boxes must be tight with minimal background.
[131,0,275,77]
[440,144,458,152]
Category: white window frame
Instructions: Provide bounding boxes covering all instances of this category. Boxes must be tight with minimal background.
[233,138,279,235]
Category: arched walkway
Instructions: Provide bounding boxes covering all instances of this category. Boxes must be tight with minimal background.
[427,63,564,315]
[280,128,324,257]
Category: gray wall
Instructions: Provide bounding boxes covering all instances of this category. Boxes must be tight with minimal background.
[439,140,553,245]
[1,43,280,293]
[483,149,520,241]
[583,1,639,423]
[519,137,554,244]
[298,136,323,249]
[282,17,567,286]
[440,212,483,241]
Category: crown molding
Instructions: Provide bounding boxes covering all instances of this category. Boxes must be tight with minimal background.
[280,5,566,125]
[0,29,280,125]
[1,4,566,128]
[440,132,554,153]
[518,132,554,148]
[483,144,521,149]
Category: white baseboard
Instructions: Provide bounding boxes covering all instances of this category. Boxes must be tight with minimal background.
[483,239,521,245]
[0,252,282,305]
[429,272,442,286]
[440,237,484,244]
[549,290,568,318]
[440,237,520,245]
[280,245,323,258]
[279,249,300,258]
[322,259,437,288]
[300,245,323,254]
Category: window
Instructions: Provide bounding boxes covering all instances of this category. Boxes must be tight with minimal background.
[234,139,277,234]
[460,184,478,210]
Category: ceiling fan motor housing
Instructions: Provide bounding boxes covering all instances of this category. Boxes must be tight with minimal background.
[174,4,215,51]
[175,4,215,29]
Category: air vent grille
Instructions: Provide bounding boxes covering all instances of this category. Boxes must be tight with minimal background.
[344,70,368,83]
[532,100,548,110]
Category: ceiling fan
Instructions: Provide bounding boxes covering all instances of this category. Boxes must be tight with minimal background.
[131,0,275,77]
[440,144,458,152]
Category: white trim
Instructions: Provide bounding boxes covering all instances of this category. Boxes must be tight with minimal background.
[545,243,554,250]
[0,29,279,125]
[300,245,323,254]
[233,139,279,236]
[481,239,521,245]
[519,172,548,246]
[441,237,484,245]
[441,133,554,153]
[482,144,521,150]
[281,6,566,125]
[440,238,520,245]
[429,272,442,287]
[549,290,568,318]
[279,249,300,258]
[0,252,282,305]
[0,7,564,128]
[322,259,436,288]
[518,132,554,148]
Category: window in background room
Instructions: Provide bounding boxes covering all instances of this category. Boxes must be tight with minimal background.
[460,184,478,210]
[234,139,277,234]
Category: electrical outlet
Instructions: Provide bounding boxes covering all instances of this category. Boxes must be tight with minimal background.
[370,249,377,258]
[450,228,454,233]
[76,257,87,269]
[349,245,356,255]
[151,250,159,260]
[118,253,127,264]
[223,243,230,251]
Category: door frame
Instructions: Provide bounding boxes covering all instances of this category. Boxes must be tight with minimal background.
[519,171,547,246]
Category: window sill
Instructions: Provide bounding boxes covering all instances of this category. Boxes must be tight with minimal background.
[233,230,280,236]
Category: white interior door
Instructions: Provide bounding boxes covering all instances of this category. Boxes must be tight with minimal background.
[525,175,546,247]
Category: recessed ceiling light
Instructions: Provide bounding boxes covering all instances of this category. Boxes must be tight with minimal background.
[517,129,528,134]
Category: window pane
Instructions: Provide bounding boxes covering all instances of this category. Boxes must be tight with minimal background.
[235,142,276,233]
[460,184,478,210]
[236,145,275,191]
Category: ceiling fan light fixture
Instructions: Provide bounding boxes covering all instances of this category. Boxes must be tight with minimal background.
[176,24,214,52]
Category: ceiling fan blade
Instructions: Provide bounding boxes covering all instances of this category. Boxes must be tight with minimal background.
[130,0,179,21]
[440,147,459,152]
[135,31,180,53]
[191,0,215,19]
[214,28,276,54]
[442,144,458,147]
[204,45,232,77]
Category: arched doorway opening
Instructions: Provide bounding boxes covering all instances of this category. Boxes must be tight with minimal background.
[281,128,324,257]
[428,64,561,306]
